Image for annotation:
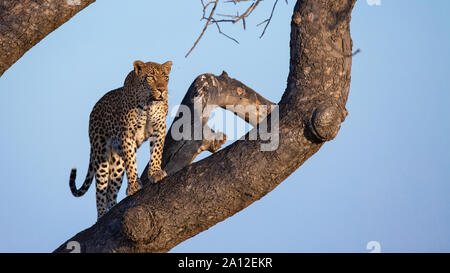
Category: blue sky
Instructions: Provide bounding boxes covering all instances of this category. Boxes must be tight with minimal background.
[0,0,449,252]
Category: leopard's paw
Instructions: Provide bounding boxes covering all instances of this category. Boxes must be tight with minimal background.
[126,181,142,196]
[150,169,167,184]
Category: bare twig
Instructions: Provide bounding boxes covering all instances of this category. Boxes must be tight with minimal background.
[231,0,261,24]
[212,19,240,44]
[186,0,288,57]
[257,0,279,38]
[186,0,219,57]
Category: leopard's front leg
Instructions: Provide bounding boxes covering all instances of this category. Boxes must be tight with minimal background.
[148,121,167,183]
[121,133,142,196]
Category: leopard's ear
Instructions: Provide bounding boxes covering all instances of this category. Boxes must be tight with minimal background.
[133,60,145,75]
[162,61,173,73]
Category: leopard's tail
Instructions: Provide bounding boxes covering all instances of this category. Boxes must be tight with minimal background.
[69,158,95,197]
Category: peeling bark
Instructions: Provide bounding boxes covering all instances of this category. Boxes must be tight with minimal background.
[54,0,356,253]
[0,0,95,77]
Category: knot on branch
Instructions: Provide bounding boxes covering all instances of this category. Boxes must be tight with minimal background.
[121,206,157,243]
[219,70,229,80]
[208,133,227,153]
[309,103,347,142]
[201,131,227,153]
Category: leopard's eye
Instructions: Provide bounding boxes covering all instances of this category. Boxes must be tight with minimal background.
[164,76,169,81]
[147,75,155,81]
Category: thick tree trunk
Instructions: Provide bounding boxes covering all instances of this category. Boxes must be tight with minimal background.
[0,0,95,77]
[53,0,356,253]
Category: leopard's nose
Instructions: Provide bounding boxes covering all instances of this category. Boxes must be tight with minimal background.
[156,89,164,99]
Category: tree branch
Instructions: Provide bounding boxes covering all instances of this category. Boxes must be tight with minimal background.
[141,71,275,185]
[54,0,356,253]
[0,0,96,77]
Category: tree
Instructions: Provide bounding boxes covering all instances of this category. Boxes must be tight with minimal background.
[0,0,96,78]
[0,0,357,253]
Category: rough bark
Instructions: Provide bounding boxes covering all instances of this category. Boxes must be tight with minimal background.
[0,0,96,77]
[54,0,356,253]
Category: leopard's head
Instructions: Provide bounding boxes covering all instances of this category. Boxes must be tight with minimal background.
[133,60,172,101]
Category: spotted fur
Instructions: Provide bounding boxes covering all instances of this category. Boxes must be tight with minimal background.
[69,60,172,219]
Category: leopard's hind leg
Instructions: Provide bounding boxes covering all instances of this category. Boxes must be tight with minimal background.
[106,150,125,211]
[94,142,111,219]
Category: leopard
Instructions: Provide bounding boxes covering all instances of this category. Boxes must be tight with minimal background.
[69,60,172,219]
